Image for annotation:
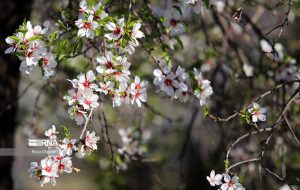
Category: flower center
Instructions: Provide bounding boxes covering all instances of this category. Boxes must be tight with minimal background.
[45,166,52,172]
[165,79,172,86]
[106,61,113,68]
[113,27,121,35]
[27,51,33,58]
[79,8,85,13]
[42,57,49,65]
[135,84,141,90]
[114,71,122,76]
[58,164,65,170]
[83,80,91,88]
[85,100,92,106]
[170,19,178,27]
[135,92,141,98]
[67,143,73,148]
[254,110,260,115]
[83,22,91,29]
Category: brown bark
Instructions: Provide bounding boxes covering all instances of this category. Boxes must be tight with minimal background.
[0,1,32,190]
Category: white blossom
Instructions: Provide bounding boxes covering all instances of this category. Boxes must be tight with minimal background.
[58,157,73,174]
[220,174,244,190]
[105,18,125,40]
[75,15,99,39]
[40,158,59,177]
[163,9,185,36]
[193,68,213,106]
[207,170,223,186]
[61,138,78,156]
[248,102,267,122]
[84,131,100,151]
[45,125,58,139]
[129,76,148,107]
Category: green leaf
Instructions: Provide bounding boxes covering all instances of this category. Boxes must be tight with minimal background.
[49,31,59,43]
[161,51,173,67]
[57,19,67,30]
[61,125,71,139]
[174,36,184,49]
[73,40,83,55]
[203,105,210,117]
[204,0,210,8]
[28,35,43,42]
[173,6,183,15]
[224,159,229,170]
[8,35,20,42]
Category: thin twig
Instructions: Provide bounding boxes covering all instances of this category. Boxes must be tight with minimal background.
[99,103,114,164]
[80,108,94,139]
[284,116,300,149]
[227,157,261,171]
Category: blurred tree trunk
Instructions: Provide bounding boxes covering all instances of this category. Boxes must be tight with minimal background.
[0,1,32,190]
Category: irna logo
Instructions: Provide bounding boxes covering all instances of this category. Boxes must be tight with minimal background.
[28,139,59,147]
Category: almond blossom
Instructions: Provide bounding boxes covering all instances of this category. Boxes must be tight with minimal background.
[119,128,135,144]
[193,68,213,106]
[112,83,131,107]
[75,15,99,39]
[40,52,57,80]
[61,138,78,156]
[220,174,244,190]
[80,131,100,155]
[98,81,115,95]
[163,9,185,36]
[130,22,144,40]
[57,157,73,174]
[129,76,148,107]
[78,0,88,19]
[78,88,99,110]
[77,70,99,90]
[40,158,59,177]
[45,125,58,139]
[96,51,118,75]
[184,0,204,14]
[25,21,48,39]
[105,18,125,40]
[4,34,21,54]
[90,2,108,21]
[248,102,267,123]
[206,170,223,186]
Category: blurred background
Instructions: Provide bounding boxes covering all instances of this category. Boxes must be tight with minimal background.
[1,0,300,190]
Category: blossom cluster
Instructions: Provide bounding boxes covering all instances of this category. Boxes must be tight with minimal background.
[152,0,225,48]
[5,21,57,79]
[64,67,148,125]
[76,0,144,54]
[75,1,107,39]
[96,52,148,107]
[63,1,149,126]
[207,170,245,190]
[153,66,213,106]
[115,127,151,171]
[64,70,99,125]
[28,125,100,187]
